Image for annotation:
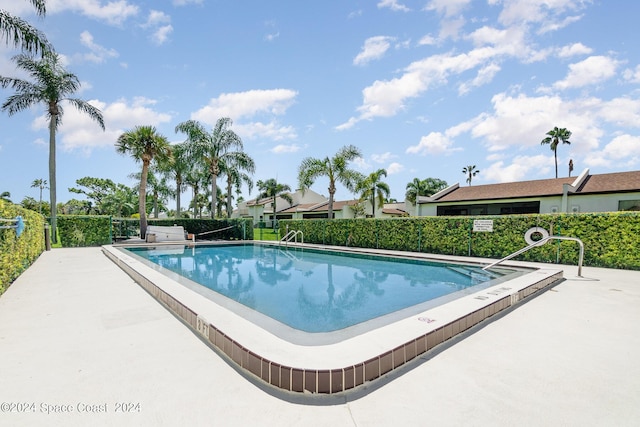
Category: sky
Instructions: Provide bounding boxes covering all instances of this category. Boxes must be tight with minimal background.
[1,0,639,210]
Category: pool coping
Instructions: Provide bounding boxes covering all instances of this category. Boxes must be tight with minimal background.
[102,242,563,394]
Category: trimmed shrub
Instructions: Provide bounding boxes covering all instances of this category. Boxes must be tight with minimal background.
[0,200,45,295]
[281,212,640,270]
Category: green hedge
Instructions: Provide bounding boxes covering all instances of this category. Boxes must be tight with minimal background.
[59,216,254,247]
[57,215,113,247]
[0,200,45,295]
[281,212,640,270]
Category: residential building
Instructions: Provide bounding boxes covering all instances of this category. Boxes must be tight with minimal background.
[415,169,640,216]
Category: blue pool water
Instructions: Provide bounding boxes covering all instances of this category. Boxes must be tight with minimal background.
[126,244,513,333]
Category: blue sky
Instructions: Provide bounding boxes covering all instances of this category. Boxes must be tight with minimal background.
[1,0,639,209]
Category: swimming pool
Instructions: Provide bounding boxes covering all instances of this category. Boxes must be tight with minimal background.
[104,242,563,394]
[125,244,520,336]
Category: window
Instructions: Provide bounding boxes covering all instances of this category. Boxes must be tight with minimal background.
[619,200,640,211]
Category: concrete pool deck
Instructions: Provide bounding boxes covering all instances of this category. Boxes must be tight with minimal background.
[0,247,639,426]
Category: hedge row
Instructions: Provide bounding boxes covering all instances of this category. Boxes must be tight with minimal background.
[281,212,640,270]
[60,216,254,247]
[0,200,45,295]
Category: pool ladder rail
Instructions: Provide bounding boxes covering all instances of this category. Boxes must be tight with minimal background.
[280,230,304,246]
[482,235,584,277]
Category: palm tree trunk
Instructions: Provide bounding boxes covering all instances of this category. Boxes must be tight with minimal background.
[139,162,149,238]
[175,176,181,218]
[328,190,334,219]
[554,150,558,178]
[211,174,217,218]
[48,116,57,242]
[272,195,277,231]
[372,192,376,218]
[226,177,233,218]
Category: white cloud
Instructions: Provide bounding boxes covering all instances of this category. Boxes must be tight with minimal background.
[537,14,583,34]
[265,32,280,42]
[47,0,139,26]
[597,97,640,128]
[425,0,472,17]
[235,122,297,141]
[464,92,602,153]
[142,10,173,45]
[172,0,203,5]
[483,154,553,183]
[623,65,640,83]
[144,10,171,26]
[270,144,300,154]
[32,97,171,152]
[353,157,371,171]
[418,35,437,46]
[406,132,461,155]
[584,134,640,168]
[77,31,118,63]
[493,0,586,27]
[193,89,297,122]
[551,56,619,90]
[371,152,397,163]
[353,36,395,66]
[458,63,501,95]
[151,25,173,45]
[557,42,592,58]
[387,162,404,174]
[377,0,410,12]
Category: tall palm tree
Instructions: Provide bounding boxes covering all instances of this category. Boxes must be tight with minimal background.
[462,165,480,186]
[541,126,572,178]
[256,178,292,230]
[0,52,105,241]
[184,167,209,218]
[30,178,47,215]
[356,168,390,218]
[129,169,172,219]
[157,142,190,218]
[405,177,448,204]
[116,126,172,238]
[0,0,51,54]
[221,153,254,218]
[298,145,363,220]
[175,118,243,218]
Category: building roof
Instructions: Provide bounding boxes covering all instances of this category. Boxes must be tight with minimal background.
[278,199,360,213]
[421,169,640,204]
[577,171,640,193]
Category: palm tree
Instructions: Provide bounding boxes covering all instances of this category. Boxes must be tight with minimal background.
[129,169,172,219]
[221,152,255,218]
[116,126,172,238]
[298,145,363,219]
[541,126,572,178]
[0,0,51,54]
[157,142,190,218]
[184,167,209,218]
[356,168,390,218]
[405,177,448,204]
[256,178,292,230]
[175,118,244,218]
[30,178,47,215]
[462,165,480,186]
[0,52,105,241]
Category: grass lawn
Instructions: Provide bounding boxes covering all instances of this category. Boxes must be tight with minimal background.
[254,228,280,241]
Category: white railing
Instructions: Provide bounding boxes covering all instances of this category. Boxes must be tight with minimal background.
[482,235,584,277]
[280,230,304,246]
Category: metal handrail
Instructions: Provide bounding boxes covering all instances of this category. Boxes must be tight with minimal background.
[280,230,304,246]
[482,235,584,277]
